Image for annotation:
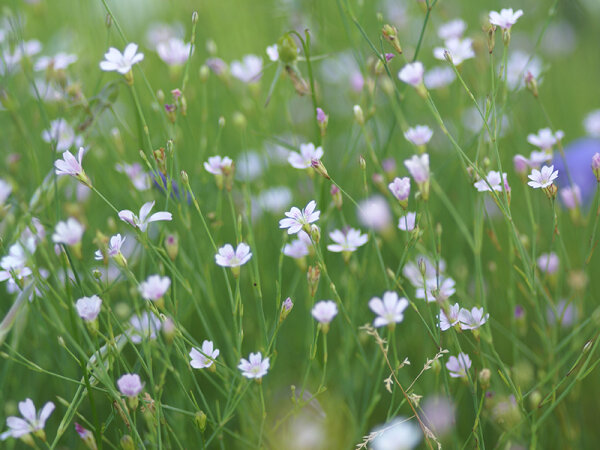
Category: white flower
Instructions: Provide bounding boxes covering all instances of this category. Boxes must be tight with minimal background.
[404,126,433,146]
[404,154,430,184]
[327,228,368,253]
[527,128,562,150]
[437,19,466,40]
[54,147,85,178]
[416,276,456,303]
[311,300,338,324]
[95,234,126,261]
[266,44,279,61]
[0,398,55,441]
[238,352,270,379]
[0,243,32,284]
[403,255,445,288]
[129,312,161,343]
[34,52,77,71]
[118,201,172,232]
[446,353,471,378]
[398,62,424,86]
[527,165,558,189]
[398,212,417,231]
[458,307,489,330]
[439,303,461,331]
[215,243,252,267]
[139,275,170,301]
[527,151,553,168]
[157,38,191,66]
[75,295,102,321]
[204,155,233,175]
[584,109,600,138]
[230,54,263,83]
[283,235,310,259]
[100,43,144,74]
[189,340,220,369]
[388,177,410,202]
[424,66,456,89]
[117,373,143,397]
[287,143,324,169]
[358,196,392,231]
[473,171,508,192]
[489,8,523,30]
[279,201,320,234]
[433,38,475,65]
[368,291,409,328]
[371,417,422,450]
[256,187,293,214]
[52,218,84,246]
[42,118,80,152]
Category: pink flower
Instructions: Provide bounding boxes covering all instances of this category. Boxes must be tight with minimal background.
[311,300,338,324]
[368,291,409,327]
[388,177,411,203]
[446,353,471,378]
[0,398,55,440]
[398,62,424,86]
[238,352,270,379]
[100,43,144,74]
[404,125,433,146]
[560,185,581,210]
[398,212,417,231]
[433,38,475,65]
[230,55,263,83]
[75,295,102,321]
[157,38,191,66]
[358,196,392,231]
[527,165,558,189]
[474,171,507,192]
[404,154,430,183]
[189,340,220,369]
[283,237,310,259]
[204,155,233,175]
[52,218,84,246]
[527,128,562,150]
[279,201,320,235]
[439,303,460,331]
[117,373,143,397]
[327,228,368,253]
[458,307,489,330]
[116,162,150,191]
[437,19,466,40]
[537,252,559,274]
[118,201,172,232]
[215,243,252,267]
[489,8,523,30]
[55,147,90,185]
[288,143,324,170]
[139,274,171,301]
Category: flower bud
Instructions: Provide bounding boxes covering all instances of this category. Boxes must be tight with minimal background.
[278,34,299,64]
[153,147,167,175]
[316,107,328,136]
[75,423,98,450]
[525,71,538,97]
[331,185,343,209]
[592,153,600,182]
[307,265,320,297]
[195,411,207,432]
[279,297,294,323]
[359,155,366,170]
[382,24,403,54]
[310,224,321,243]
[353,105,364,125]
[311,158,330,180]
[120,435,135,450]
[479,368,491,390]
[164,234,179,261]
[199,65,210,82]
[191,11,199,24]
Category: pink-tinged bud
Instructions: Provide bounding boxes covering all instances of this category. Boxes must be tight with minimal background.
[382,157,396,174]
[307,265,320,297]
[279,297,294,322]
[560,185,581,210]
[75,423,98,450]
[311,158,330,179]
[388,176,410,209]
[513,154,528,175]
[331,184,343,209]
[316,107,326,123]
[171,88,182,99]
[592,153,600,182]
[384,53,395,62]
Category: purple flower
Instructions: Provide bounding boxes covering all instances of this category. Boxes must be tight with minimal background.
[537,252,559,274]
[117,373,143,397]
[139,275,171,301]
[316,107,327,123]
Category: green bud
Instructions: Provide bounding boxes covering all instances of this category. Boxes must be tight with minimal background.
[278,34,298,64]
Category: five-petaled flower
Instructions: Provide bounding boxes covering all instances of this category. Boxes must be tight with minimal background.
[288,143,324,170]
[458,307,489,330]
[446,353,472,378]
[215,243,252,276]
[326,228,368,254]
[474,171,508,192]
[404,125,433,146]
[189,340,220,369]
[238,352,270,380]
[398,62,425,87]
[527,128,563,150]
[52,218,84,247]
[439,303,461,331]
[119,201,172,232]
[398,212,417,231]
[279,200,320,235]
[75,295,102,322]
[0,398,55,441]
[100,43,144,79]
[388,177,411,206]
[489,8,523,30]
[311,300,338,326]
[117,373,144,397]
[139,274,171,301]
[368,291,409,328]
[54,147,91,187]
[527,165,558,189]
[95,233,127,266]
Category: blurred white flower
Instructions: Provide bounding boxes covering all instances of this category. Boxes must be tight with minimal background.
[129,312,161,343]
[433,37,474,65]
[358,196,392,231]
[424,66,456,89]
[404,126,433,146]
[437,19,466,40]
[311,300,338,324]
[0,398,55,441]
[398,212,416,231]
[42,118,81,152]
[489,8,523,30]
[116,162,151,191]
[288,143,324,169]
[139,275,171,301]
[327,228,368,253]
[230,54,263,83]
[439,303,460,331]
[157,38,191,66]
[584,110,600,138]
[100,43,144,74]
[52,218,84,246]
[537,252,559,274]
[190,340,220,369]
[34,52,77,71]
[458,307,489,330]
[117,373,143,397]
[398,62,424,86]
[75,295,102,321]
[370,417,422,450]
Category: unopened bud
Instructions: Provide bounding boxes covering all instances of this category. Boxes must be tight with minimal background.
[310,224,321,243]
[525,71,538,97]
[164,234,179,260]
[191,11,199,24]
[353,105,364,125]
[331,184,343,209]
[218,116,226,128]
[278,34,299,64]
[382,24,403,54]
[194,411,207,431]
[592,153,600,181]
[120,435,135,450]
[311,158,330,180]
[307,265,320,297]
[479,368,491,390]
[359,155,366,170]
[199,65,210,82]
[279,297,294,322]
[232,111,247,129]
